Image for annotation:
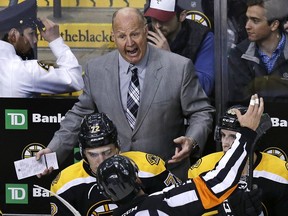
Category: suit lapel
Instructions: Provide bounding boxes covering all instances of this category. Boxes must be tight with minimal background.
[104,52,131,129]
[133,46,163,134]
[105,47,164,134]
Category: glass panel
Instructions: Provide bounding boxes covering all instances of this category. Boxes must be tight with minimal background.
[226,0,288,161]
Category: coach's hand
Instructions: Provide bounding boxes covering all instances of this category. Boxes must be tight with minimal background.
[168,136,198,164]
[35,148,54,178]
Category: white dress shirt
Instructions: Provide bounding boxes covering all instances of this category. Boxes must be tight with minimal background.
[0,37,83,97]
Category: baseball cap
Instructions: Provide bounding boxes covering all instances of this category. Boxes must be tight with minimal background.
[0,0,37,32]
[144,0,178,22]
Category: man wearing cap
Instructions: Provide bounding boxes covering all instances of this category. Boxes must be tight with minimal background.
[0,0,83,97]
[144,0,215,97]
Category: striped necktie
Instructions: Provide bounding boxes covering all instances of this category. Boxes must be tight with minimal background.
[126,65,140,130]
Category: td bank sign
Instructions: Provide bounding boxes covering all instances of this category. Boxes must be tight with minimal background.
[5,109,28,130]
[6,184,28,204]
[5,109,65,130]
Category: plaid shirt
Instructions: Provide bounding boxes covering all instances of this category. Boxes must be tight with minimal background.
[258,33,286,73]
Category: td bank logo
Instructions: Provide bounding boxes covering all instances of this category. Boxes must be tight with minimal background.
[6,184,28,204]
[5,109,28,130]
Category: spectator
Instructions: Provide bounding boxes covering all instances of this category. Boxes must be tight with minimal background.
[76,0,95,7]
[50,112,181,215]
[97,95,264,215]
[226,0,248,47]
[188,104,288,215]
[109,0,129,7]
[44,0,49,6]
[0,0,83,97]
[228,0,288,103]
[284,19,288,32]
[36,7,214,181]
[8,0,18,6]
[201,0,248,48]
[144,0,215,96]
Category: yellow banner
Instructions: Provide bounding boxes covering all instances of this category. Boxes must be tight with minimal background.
[0,0,145,8]
[38,23,116,48]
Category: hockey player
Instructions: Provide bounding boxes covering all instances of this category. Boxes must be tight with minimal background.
[50,112,181,215]
[188,105,288,215]
[96,94,264,216]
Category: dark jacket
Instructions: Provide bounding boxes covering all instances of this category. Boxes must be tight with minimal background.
[170,19,215,96]
[170,19,211,62]
[228,34,288,103]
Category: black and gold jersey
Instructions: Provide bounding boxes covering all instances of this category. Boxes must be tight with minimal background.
[113,128,257,216]
[50,151,181,216]
[188,151,288,215]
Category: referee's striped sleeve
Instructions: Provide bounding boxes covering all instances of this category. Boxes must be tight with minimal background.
[194,127,256,209]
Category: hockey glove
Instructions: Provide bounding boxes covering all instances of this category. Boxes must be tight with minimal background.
[218,185,263,216]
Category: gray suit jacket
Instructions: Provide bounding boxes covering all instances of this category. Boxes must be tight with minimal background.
[48,45,215,180]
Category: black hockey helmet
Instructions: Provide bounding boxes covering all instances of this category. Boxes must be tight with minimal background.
[78,112,119,160]
[96,155,141,203]
[214,105,247,142]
